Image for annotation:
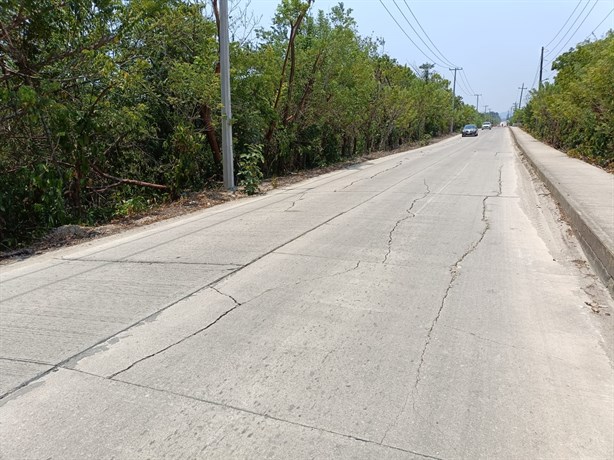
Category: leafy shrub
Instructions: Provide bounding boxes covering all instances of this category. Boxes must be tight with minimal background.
[517,33,613,168]
[238,144,264,195]
[115,196,148,217]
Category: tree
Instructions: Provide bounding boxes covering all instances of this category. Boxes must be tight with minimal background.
[518,32,613,169]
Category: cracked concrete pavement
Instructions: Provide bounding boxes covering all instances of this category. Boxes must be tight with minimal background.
[1,129,613,459]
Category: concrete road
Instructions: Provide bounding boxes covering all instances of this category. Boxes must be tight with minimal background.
[1,128,612,459]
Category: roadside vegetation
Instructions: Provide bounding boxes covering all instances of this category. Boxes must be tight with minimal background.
[512,32,613,171]
[1,0,485,249]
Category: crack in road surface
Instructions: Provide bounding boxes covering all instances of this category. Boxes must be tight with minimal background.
[57,365,444,459]
[335,160,404,192]
[1,148,459,401]
[381,166,503,445]
[108,288,243,379]
[59,258,242,267]
[414,166,502,392]
[98,370,443,460]
[383,180,431,264]
[0,357,55,367]
[242,259,362,306]
[107,260,362,379]
[284,191,308,211]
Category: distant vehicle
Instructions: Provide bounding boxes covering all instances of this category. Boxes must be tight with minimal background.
[462,124,478,137]
[482,122,492,130]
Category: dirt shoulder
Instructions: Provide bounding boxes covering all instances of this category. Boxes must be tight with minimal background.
[1,136,453,264]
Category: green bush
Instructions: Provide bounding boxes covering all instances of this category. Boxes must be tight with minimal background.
[517,33,613,168]
[238,144,264,195]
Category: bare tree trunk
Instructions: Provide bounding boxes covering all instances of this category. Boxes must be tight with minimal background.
[201,104,222,165]
[291,48,323,124]
[73,159,82,218]
[265,0,312,145]
[211,0,221,39]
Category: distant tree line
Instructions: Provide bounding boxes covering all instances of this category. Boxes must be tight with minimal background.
[0,0,483,248]
[513,32,613,170]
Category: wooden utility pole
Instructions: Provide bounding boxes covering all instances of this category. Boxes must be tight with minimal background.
[539,47,544,89]
[518,83,526,109]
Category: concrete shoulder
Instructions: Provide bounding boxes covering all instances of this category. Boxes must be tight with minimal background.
[510,127,614,296]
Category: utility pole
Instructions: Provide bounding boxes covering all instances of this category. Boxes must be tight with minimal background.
[539,47,544,89]
[220,0,235,190]
[484,105,489,121]
[518,83,526,110]
[474,93,482,112]
[449,67,462,133]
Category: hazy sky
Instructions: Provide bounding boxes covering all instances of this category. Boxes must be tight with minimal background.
[244,0,614,116]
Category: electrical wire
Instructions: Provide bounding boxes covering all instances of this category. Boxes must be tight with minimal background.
[379,0,481,103]
[530,59,542,90]
[407,60,421,75]
[391,0,447,67]
[544,0,584,49]
[460,69,476,96]
[546,0,595,57]
[378,0,438,66]
[549,0,599,57]
[456,76,473,98]
[584,7,614,40]
[401,0,459,68]
[398,0,473,97]
[541,1,608,86]
[459,77,477,101]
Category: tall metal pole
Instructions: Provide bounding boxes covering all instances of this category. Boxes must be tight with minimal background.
[220,0,234,190]
[449,67,461,133]
[518,83,526,110]
[474,93,482,112]
[539,46,544,89]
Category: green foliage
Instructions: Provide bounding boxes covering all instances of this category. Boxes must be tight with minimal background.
[239,144,265,195]
[164,124,207,194]
[517,33,613,168]
[115,196,148,217]
[0,165,70,247]
[0,0,483,248]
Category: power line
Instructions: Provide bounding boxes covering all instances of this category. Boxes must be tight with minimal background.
[544,0,584,48]
[401,0,459,68]
[380,0,481,103]
[391,0,446,67]
[407,60,421,75]
[540,4,609,87]
[585,7,614,40]
[546,0,595,57]
[456,79,473,98]
[550,0,600,58]
[460,69,476,96]
[378,0,438,65]
[455,71,474,97]
[530,58,542,90]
